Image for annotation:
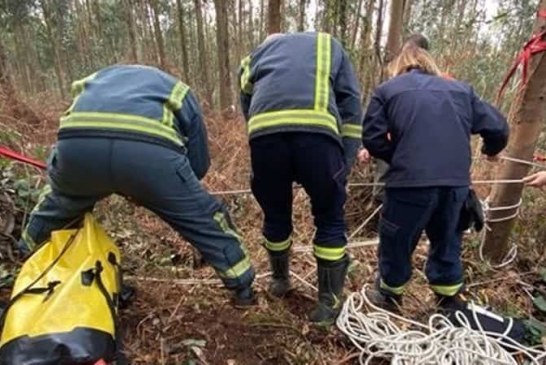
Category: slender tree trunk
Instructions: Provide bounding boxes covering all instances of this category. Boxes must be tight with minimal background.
[213,0,234,111]
[149,0,166,68]
[338,0,348,46]
[40,0,66,99]
[351,0,365,48]
[176,0,190,80]
[259,0,265,40]
[194,0,213,106]
[124,0,139,63]
[248,0,255,46]
[298,0,307,32]
[384,0,407,64]
[267,0,282,34]
[482,1,546,263]
[359,0,375,95]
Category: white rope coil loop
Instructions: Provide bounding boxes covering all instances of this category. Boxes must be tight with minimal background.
[479,197,523,269]
[336,286,546,365]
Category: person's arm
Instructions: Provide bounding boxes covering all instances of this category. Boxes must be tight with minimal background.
[175,91,210,180]
[334,49,364,171]
[470,88,509,157]
[362,89,393,163]
[239,55,253,121]
[523,171,546,188]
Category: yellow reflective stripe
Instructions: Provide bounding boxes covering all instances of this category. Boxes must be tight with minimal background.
[70,72,97,98]
[162,81,190,127]
[218,256,252,279]
[342,124,363,139]
[264,238,291,252]
[313,245,345,261]
[66,72,98,115]
[430,283,463,297]
[314,33,331,112]
[60,112,183,146]
[248,109,338,135]
[213,212,252,279]
[240,55,252,94]
[380,279,406,295]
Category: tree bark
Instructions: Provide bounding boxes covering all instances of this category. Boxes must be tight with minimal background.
[298,0,307,32]
[40,0,66,99]
[267,0,282,35]
[338,0,348,45]
[482,0,546,263]
[176,0,190,81]
[213,0,234,111]
[124,0,139,63]
[351,0,365,48]
[193,0,213,106]
[149,0,166,68]
[384,0,407,64]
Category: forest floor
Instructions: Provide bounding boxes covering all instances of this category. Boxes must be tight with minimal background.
[1,90,546,365]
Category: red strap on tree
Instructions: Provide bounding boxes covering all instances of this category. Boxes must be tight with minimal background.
[0,146,46,170]
[497,11,546,102]
[534,152,546,162]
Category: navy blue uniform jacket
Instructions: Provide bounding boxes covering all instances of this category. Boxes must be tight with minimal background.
[363,69,509,188]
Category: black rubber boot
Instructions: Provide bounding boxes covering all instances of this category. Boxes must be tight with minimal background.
[308,255,350,325]
[365,277,403,313]
[435,292,467,311]
[232,286,257,308]
[268,251,291,297]
[365,288,403,313]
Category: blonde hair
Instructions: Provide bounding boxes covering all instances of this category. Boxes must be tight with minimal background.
[388,44,442,78]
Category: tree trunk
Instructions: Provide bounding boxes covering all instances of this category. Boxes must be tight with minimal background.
[384,0,407,64]
[338,0,348,46]
[259,0,265,40]
[482,0,546,263]
[40,0,66,99]
[351,0,365,48]
[359,0,375,95]
[149,0,166,68]
[0,39,15,98]
[194,0,213,106]
[298,0,306,32]
[248,0,255,46]
[124,0,139,63]
[176,0,190,81]
[213,0,234,111]
[267,0,281,35]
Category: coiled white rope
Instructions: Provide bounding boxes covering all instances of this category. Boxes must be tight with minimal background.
[336,286,546,365]
[479,197,523,269]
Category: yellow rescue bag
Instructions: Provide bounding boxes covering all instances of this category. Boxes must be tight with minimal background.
[0,214,123,365]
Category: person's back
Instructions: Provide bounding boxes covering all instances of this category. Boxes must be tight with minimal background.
[372,69,488,187]
[18,64,256,308]
[238,33,363,324]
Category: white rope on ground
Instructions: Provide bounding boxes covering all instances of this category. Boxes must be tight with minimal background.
[336,285,546,365]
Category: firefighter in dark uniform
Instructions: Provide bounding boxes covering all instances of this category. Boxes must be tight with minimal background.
[17,65,256,306]
[239,32,363,324]
[362,43,509,310]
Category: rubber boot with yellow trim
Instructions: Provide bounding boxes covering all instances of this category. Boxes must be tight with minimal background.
[308,255,350,325]
[232,286,257,308]
[434,285,467,311]
[268,250,291,297]
[365,277,403,313]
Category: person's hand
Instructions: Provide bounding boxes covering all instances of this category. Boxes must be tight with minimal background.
[357,148,371,164]
[523,171,546,188]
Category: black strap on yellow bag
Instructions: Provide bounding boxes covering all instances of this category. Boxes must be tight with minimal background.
[0,214,127,365]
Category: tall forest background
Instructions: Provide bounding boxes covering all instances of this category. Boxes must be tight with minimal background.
[0,0,538,109]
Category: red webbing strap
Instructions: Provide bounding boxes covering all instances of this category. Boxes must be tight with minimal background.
[497,10,546,103]
[0,146,47,170]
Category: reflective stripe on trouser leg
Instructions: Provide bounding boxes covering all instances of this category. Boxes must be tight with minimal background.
[379,279,406,296]
[430,283,464,297]
[264,237,292,252]
[213,209,254,284]
[19,184,53,250]
[313,244,346,261]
